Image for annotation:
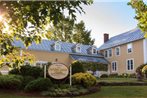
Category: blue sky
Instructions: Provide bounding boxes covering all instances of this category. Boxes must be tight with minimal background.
[75,0,138,47]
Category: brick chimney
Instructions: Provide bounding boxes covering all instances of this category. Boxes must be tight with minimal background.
[104,33,109,43]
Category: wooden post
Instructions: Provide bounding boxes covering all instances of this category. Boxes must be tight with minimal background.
[44,64,46,78]
[70,65,72,86]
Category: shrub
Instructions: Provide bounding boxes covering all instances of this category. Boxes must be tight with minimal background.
[82,62,108,71]
[121,73,129,78]
[24,78,52,92]
[71,61,85,74]
[0,75,22,90]
[136,64,147,81]
[72,72,97,88]
[100,74,108,78]
[9,64,43,78]
[128,73,136,78]
[142,65,147,78]
[109,73,118,78]
[22,76,35,88]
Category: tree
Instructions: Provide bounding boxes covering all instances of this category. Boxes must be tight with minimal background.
[0,48,35,69]
[0,0,93,55]
[128,0,147,37]
[49,16,75,43]
[73,21,95,45]
[49,17,95,45]
[0,0,93,68]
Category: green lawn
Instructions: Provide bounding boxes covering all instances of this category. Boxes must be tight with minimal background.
[0,86,147,98]
[97,78,147,83]
[77,86,147,98]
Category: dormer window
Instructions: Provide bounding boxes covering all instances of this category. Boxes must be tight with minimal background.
[55,41,61,51]
[76,44,81,53]
[92,47,97,54]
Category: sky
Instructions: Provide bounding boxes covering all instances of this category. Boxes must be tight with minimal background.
[75,0,138,47]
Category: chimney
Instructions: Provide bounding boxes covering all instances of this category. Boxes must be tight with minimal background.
[104,33,109,43]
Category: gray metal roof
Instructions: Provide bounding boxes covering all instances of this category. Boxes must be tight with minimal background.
[98,28,145,50]
[13,40,103,57]
[70,54,109,64]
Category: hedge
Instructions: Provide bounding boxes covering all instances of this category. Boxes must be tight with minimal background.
[98,82,147,86]
[0,75,23,89]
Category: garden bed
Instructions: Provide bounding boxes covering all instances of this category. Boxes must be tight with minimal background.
[0,85,101,98]
[98,82,147,86]
[41,85,100,97]
[97,78,147,86]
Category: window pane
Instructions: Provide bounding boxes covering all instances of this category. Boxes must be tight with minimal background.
[131,60,133,70]
[93,49,96,54]
[109,49,112,57]
[105,51,108,57]
[115,62,117,70]
[112,62,117,71]
[127,60,134,70]
[116,47,120,55]
[127,60,130,70]
[128,48,132,53]
[127,43,132,53]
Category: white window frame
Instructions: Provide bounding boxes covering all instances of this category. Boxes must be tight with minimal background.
[35,61,48,68]
[76,44,81,53]
[108,48,112,58]
[92,47,97,54]
[55,42,61,51]
[111,61,117,72]
[127,43,133,54]
[126,59,134,71]
[115,46,120,56]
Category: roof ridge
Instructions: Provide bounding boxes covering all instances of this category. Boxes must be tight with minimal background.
[98,27,144,50]
[41,39,94,47]
[109,27,139,40]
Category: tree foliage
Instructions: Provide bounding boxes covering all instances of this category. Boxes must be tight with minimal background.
[128,0,147,37]
[0,49,35,69]
[49,16,75,43]
[73,21,95,45]
[0,0,93,55]
[49,17,95,45]
[0,0,93,68]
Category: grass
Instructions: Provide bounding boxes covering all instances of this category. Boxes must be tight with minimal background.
[0,91,37,98]
[0,86,147,98]
[77,86,147,98]
[0,78,147,98]
[97,78,147,83]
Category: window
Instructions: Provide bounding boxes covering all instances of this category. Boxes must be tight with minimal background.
[55,42,61,51]
[127,59,134,71]
[76,44,81,53]
[108,49,112,57]
[36,61,48,68]
[127,43,133,53]
[92,47,97,54]
[115,47,120,56]
[112,61,117,72]
[104,50,108,57]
